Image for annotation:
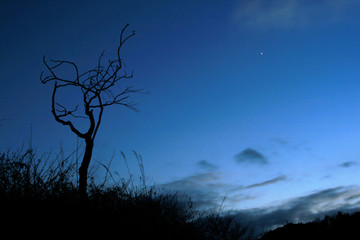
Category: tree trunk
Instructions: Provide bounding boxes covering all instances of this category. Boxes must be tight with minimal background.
[79,138,94,203]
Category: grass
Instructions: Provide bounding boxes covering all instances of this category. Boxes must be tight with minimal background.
[4,146,359,239]
[0,146,254,239]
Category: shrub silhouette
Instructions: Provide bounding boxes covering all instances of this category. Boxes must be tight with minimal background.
[196,210,255,240]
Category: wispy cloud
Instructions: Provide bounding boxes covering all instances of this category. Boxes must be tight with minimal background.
[163,174,360,235]
[161,172,287,210]
[161,172,227,209]
[161,171,360,235]
[234,148,268,165]
[271,137,289,146]
[245,175,286,189]
[233,0,360,28]
[197,160,219,171]
[234,186,360,233]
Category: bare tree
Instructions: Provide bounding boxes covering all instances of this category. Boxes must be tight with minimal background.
[41,24,141,202]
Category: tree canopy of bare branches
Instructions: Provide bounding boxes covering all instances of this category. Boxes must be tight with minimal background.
[41,24,142,201]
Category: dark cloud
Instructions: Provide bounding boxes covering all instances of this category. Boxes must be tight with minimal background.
[197,160,218,171]
[0,118,8,127]
[245,175,286,189]
[233,186,360,235]
[339,161,358,168]
[234,148,268,165]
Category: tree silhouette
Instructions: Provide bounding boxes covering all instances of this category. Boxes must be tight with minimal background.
[41,24,141,202]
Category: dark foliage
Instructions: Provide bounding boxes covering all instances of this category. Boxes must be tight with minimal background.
[260,211,360,240]
[196,211,255,240]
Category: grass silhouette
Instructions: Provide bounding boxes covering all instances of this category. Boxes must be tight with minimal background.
[0,146,254,239]
[4,146,359,239]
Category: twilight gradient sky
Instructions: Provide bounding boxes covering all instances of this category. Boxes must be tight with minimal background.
[1,0,360,228]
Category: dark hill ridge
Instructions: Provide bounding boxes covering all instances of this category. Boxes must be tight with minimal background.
[260,211,360,240]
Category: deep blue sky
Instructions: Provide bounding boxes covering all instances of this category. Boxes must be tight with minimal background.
[1,0,360,229]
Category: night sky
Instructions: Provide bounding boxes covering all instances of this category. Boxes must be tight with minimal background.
[2,0,360,229]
